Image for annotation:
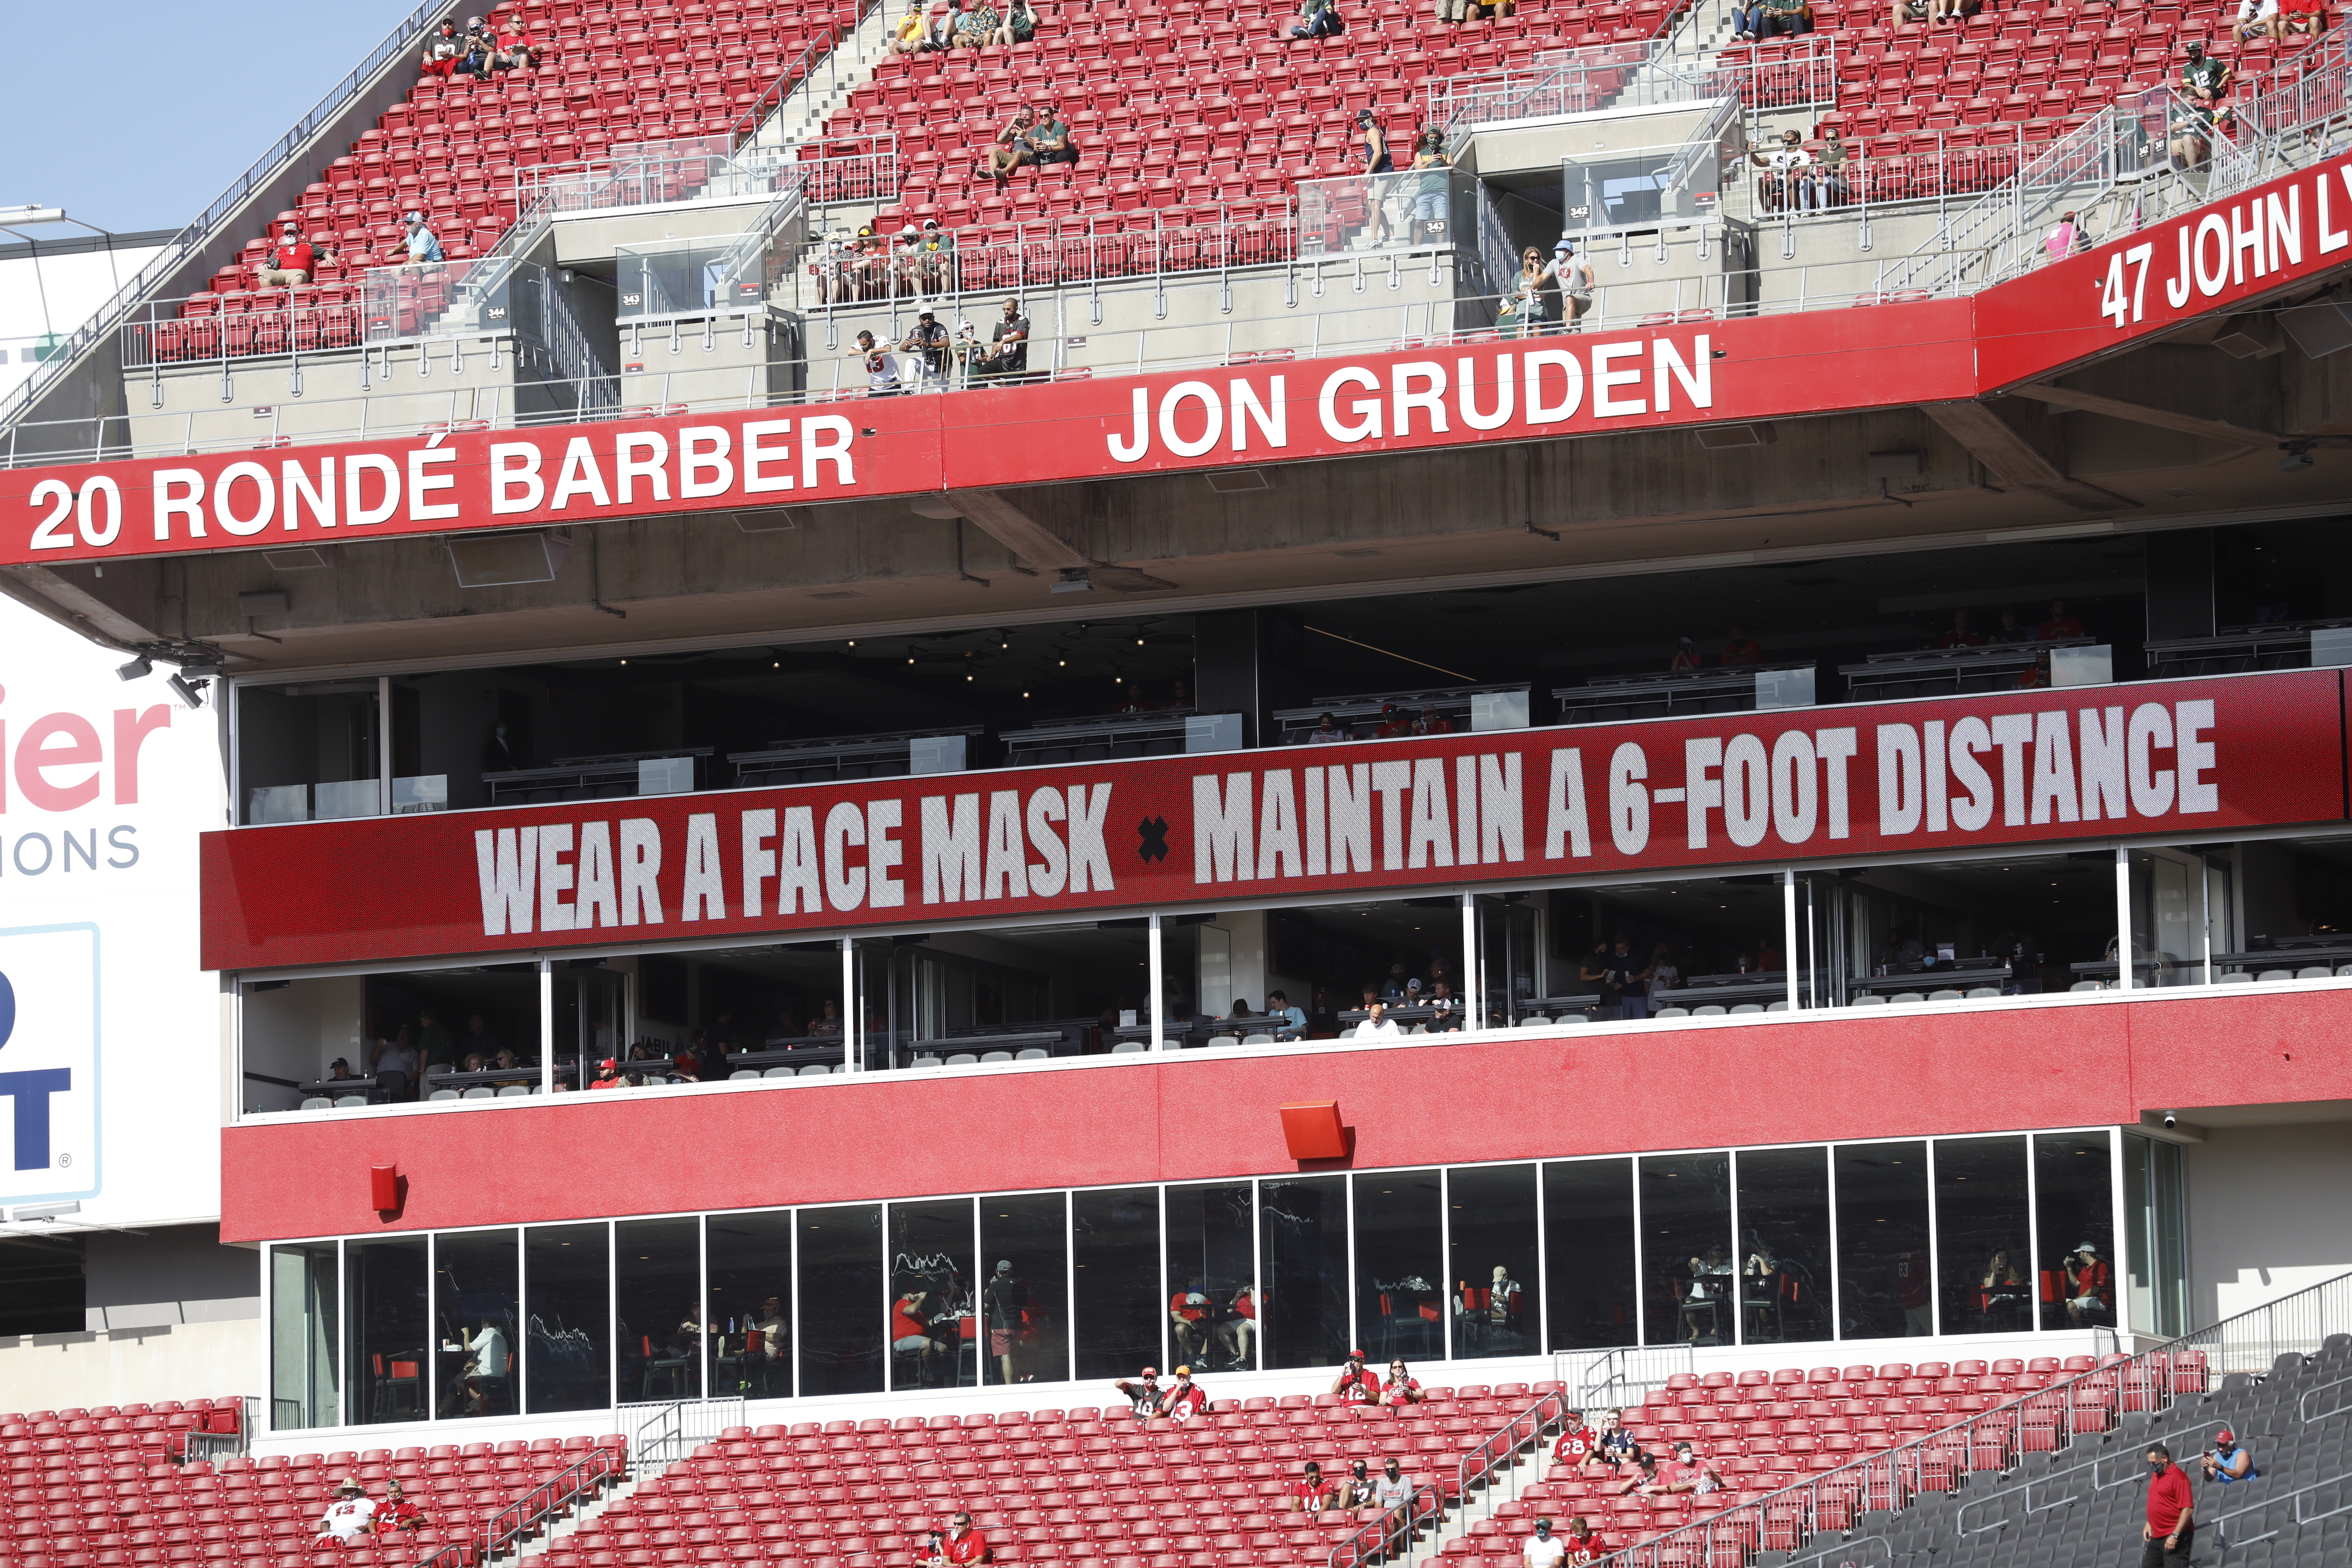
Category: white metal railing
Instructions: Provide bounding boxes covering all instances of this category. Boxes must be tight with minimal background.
[1596,1269,2352,1568]
[1423,29,1828,140]
[0,0,448,431]
[516,131,898,219]
[1557,1344,1699,1413]
[620,1395,748,1470]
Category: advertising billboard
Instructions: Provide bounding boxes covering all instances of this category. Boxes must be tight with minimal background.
[0,594,227,1225]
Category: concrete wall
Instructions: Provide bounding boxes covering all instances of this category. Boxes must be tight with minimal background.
[2185,1120,2352,1326]
[85,1224,261,1332]
[0,1316,263,1414]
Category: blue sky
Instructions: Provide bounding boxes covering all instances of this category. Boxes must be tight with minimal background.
[0,5,412,236]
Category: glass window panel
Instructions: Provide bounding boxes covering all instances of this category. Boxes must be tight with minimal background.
[345,1236,428,1426]
[1639,1154,1732,1347]
[799,1204,885,1396]
[707,1211,793,1399]
[981,1194,1070,1386]
[523,1224,610,1414]
[1733,1147,1830,1346]
[1354,1170,1443,1364]
[1447,1164,1538,1360]
[1833,1142,1932,1340]
[1542,1160,1636,1351]
[617,1217,701,1403]
[433,1230,519,1419]
[2036,1133,2115,1330]
[270,1242,340,1431]
[1934,1136,2031,1336]
[1261,1176,1350,1370]
[1165,1183,1256,1373]
[1072,1186,1162,1380]
[2124,1136,2187,1339]
[890,1199,976,1390]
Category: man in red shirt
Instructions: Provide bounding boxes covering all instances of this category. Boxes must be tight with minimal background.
[2143,1446,2195,1568]
[1170,1288,1209,1363]
[1562,1516,1603,1566]
[372,1479,426,1534]
[1159,1365,1209,1420]
[1639,1443,1721,1497]
[1721,625,1764,664]
[2038,598,2087,639]
[2064,1243,2114,1327]
[1551,1409,1596,1468]
[1332,1350,1383,1404]
[258,224,333,288]
[923,1511,989,1568]
[1289,1463,1334,1512]
[587,1058,625,1090]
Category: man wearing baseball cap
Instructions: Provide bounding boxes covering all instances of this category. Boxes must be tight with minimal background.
[1332,1349,1384,1404]
[900,309,951,392]
[587,1057,625,1090]
[1112,1364,1162,1420]
[2201,1429,2254,1484]
[401,211,446,268]
[374,1478,427,1534]
[317,1478,377,1545]
[258,224,334,289]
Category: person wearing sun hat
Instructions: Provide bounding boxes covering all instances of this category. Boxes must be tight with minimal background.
[317,1477,376,1545]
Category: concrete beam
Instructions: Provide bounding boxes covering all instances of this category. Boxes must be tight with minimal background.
[945,489,1175,591]
[2010,382,2283,450]
[0,565,166,653]
[1919,400,2137,512]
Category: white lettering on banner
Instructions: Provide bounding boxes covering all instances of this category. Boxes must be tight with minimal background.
[867,799,906,907]
[1480,754,1524,863]
[1065,784,1115,894]
[1196,772,1253,883]
[1544,749,1591,859]
[821,801,864,910]
[1259,770,1303,881]
[282,458,333,531]
[921,793,981,904]
[538,822,577,931]
[680,813,725,919]
[1027,788,1069,897]
[576,820,619,926]
[1608,743,1650,855]
[983,790,1029,898]
[550,438,613,510]
[619,818,663,924]
[2122,160,2350,329]
[475,826,538,936]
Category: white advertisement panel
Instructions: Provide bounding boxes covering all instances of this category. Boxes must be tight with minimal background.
[0,594,225,1224]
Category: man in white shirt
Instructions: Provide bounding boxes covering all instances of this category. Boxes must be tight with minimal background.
[1748,130,1817,211]
[442,1317,510,1416]
[1354,1000,1402,1040]
[1524,1517,1569,1568]
[316,1479,377,1544]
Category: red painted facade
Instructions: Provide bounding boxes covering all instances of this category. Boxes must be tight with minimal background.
[218,984,2352,1245]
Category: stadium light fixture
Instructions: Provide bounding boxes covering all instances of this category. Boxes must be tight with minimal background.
[168,673,208,710]
[115,654,152,681]
[10,1200,80,1223]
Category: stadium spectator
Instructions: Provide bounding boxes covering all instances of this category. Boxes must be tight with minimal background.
[1029,104,1078,168]
[1524,1517,1567,1568]
[1353,111,1398,246]
[955,0,1000,46]
[317,1479,377,1545]
[1592,1410,1641,1472]
[2182,43,2233,103]
[1563,1517,1603,1565]
[1938,609,1985,647]
[1291,1463,1335,1511]
[974,297,1032,380]
[1342,1460,1380,1513]
[1334,1350,1384,1404]
[1374,1458,1415,1552]
[373,1479,425,1533]
[2283,0,2324,37]
[587,1057,624,1090]
[1377,1358,1425,1405]
[258,224,334,288]
[492,13,541,70]
[1744,133,1814,212]
[1552,1408,1596,1466]
[1355,1000,1402,1040]
[1113,1365,1163,1418]
[2235,0,2286,44]
[2063,1242,2112,1325]
[811,998,845,1035]
[421,18,465,75]
[1290,0,1343,40]
[402,212,446,267]
[2039,598,2087,638]
[989,0,1041,43]
[1641,1442,1724,1496]
[459,1051,487,1074]
[2142,1446,2196,1568]
[2044,212,2087,262]
[893,1290,953,1384]
[1168,1286,1210,1360]
[890,0,930,53]
[1810,128,1851,205]
[908,218,955,293]
[1477,1265,1525,1343]
[371,1029,418,1101]
[440,1316,509,1417]
[1308,712,1349,743]
[1160,1365,1209,1420]
[751,1294,788,1362]
[1264,990,1307,1040]
[1989,608,2033,642]
[1553,240,1594,330]
[980,1261,1026,1384]
[923,1511,991,1567]
[988,107,1039,184]
[1611,1452,1662,1496]
[1497,247,1553,337]
[1646,944,1680,1010]
[1723,625,1764,663]
[1215,1285,1257,1364]
[927,0,966,47]
[2202,1429,2254,1484]
[326,1057,361,1086]
[1408,128,1453,242]
[418,1008,453,1068]
[454,17,495,75]
[1670,635,1703,670]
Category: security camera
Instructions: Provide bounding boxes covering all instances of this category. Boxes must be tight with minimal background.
[2162,1111,2178,1129]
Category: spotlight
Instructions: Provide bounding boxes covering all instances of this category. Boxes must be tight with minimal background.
[167,674,207,710]
[115,655,152,682]
[10,1200,80,1223]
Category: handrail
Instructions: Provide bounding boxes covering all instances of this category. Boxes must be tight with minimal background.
[621,1395,748,1470]
[0,0,445,433]
[414,1443,622,1568]
[1459,1390,1570,1521]
[1596,1268,2352,1568]
[732,0,892,152]
[1326,1479,1444,1568]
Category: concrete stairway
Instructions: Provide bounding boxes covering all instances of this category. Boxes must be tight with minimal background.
[746,2,901,154]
